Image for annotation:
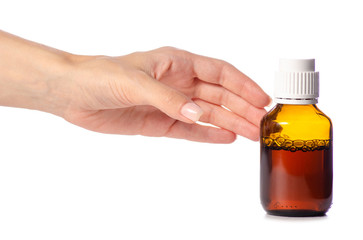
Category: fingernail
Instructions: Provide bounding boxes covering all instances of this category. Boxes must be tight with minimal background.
[267,97,274,107]
[181,102,203,122]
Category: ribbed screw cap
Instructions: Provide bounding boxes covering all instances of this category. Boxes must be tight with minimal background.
[275,59,319,104]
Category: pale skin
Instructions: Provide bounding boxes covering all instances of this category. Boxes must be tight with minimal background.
[0,30,271,143]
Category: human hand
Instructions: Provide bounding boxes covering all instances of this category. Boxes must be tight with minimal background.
[63,47,271,143]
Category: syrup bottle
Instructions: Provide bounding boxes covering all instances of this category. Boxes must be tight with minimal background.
[260,59,333,217]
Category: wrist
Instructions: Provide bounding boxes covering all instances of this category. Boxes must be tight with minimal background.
[0,31,78,117]
[35,51,77,117]
[17,50,77,118]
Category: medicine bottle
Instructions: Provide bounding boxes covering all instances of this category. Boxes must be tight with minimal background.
[260,59,333,217]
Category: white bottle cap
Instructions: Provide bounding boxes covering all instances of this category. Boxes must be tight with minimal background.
[275,59,319,104]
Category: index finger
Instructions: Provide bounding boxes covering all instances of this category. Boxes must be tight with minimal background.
[190,53,271,108]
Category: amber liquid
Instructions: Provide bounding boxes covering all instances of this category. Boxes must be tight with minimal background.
[260,141,333,217]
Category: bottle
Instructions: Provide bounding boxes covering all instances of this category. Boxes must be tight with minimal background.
[260,59,333,217]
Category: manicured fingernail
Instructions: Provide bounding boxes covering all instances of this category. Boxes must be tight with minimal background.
[181,102,203,122]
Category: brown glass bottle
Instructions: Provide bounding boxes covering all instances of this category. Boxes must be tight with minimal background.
[260,59,333,217]
[260,104,333,216]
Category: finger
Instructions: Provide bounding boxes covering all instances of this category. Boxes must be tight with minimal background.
[164,121,236,143]
[190,53,272,108]
[194,81,267,127]
[194,99,260,141]
[131,71,203,123]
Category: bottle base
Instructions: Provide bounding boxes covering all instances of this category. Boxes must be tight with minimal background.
[266,209,326,217]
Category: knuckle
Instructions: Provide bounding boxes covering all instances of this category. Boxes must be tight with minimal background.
[159,46,177,51]
[162,90,183,106]
[208,106,219,123]
[218,88,227,105]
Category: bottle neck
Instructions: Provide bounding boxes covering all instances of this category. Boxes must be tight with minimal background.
[275,97,318,105]
[275,104,319,114]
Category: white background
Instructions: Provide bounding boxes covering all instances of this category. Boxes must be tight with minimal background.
[1,0,362,239]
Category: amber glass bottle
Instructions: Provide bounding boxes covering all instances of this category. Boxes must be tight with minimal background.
[260,59,333,217]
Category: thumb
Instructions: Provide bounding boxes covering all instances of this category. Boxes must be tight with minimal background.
[135,73,203,123]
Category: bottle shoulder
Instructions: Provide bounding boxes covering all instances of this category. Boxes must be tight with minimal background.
[263,104,332,125]
[261,104,332,140]
[312,105,333,126]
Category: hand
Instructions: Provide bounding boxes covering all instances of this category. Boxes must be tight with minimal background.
[63,47,271,143]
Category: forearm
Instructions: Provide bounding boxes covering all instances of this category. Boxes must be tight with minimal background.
[0,30,75,117]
